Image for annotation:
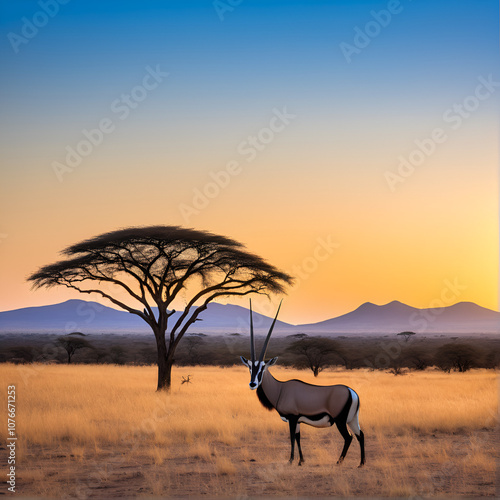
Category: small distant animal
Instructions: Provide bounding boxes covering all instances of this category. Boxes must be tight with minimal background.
[240,301,365,467]
[181,375,192,385]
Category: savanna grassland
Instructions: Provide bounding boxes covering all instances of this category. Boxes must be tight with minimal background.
[0,364,498,498]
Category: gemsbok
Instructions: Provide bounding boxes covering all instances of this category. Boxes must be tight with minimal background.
[240,301,365,467]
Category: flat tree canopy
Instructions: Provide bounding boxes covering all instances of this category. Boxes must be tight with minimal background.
[28,225,293,390]
[397,331,416,342]
[286,337,341,377]
[56,334,93,364]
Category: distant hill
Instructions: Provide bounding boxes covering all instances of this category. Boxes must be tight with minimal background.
[0,299,498,335]
[0,299,294,334]
[298,300,500,334]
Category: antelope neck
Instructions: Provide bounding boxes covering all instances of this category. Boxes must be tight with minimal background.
[261,369,282,408]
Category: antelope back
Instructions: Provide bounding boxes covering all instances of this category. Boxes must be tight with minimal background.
[275,381,351,418]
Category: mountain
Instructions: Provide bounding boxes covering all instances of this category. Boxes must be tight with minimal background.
[0,299,294,334]
[298,300,500,334]
[0,300,145,333]
[0,299,498,335]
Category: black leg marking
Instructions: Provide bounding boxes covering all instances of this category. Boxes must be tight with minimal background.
[331,389,353,465]
[355,430,365,467]
[288,417,298,464]
[335,419,353,465]
[296,431,305,465]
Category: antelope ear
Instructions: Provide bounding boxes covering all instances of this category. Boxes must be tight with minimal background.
[267,357,278,366]
[240,356,249,366]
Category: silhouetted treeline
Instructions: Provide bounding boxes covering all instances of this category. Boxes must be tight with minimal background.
[1,332,499,374]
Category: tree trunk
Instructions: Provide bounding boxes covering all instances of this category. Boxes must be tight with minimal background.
[157,353,173,391]
[155,328,174,391]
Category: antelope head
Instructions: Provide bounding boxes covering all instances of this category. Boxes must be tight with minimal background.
[240,300,282,390]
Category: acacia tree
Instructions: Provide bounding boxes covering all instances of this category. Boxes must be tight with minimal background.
[286,337,341,377]
[397,331,416,343]
[434,343,481,373]
[56,333,93,364]
[28,226,292,390]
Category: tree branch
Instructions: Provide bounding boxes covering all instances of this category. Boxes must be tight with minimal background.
[171,288,263,351]
[56,277,152,326]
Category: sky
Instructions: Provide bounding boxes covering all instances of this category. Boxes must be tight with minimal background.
[0,0,498,324]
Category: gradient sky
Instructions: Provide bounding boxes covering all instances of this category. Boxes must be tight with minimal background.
[0,0,498,324]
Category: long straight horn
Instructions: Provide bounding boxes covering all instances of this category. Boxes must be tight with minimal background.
[258,300,283,362]
[249,299,256,362]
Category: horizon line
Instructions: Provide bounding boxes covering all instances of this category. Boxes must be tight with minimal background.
[1,297,498,326]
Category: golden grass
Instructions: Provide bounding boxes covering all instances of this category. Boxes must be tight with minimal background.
[0,363,497,497]
[215,455,237,476]
[1,364,496,444]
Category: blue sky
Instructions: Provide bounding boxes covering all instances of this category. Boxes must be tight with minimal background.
[1,0,496,125]
[2,0,497,183]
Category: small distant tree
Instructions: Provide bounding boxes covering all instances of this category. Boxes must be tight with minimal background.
[388,355,408,375]
[286,337,341,377]
[406,347,430,371]
[56,333,93,364]
[435,343,481,373]
[335,346,364,370]
[397,331,416,343]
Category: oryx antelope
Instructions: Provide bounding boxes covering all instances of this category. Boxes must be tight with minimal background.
[240,301,365,467]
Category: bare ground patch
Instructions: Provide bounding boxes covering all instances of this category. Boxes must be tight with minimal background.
[11,428,498,498]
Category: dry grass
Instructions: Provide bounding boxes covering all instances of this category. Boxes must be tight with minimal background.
[0,363,498,497]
